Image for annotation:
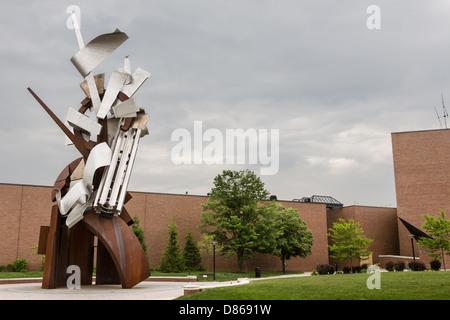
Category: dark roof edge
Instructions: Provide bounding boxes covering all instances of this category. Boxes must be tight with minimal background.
[340,204,397,209]
[391,128,447,135]
[0,182,209,198]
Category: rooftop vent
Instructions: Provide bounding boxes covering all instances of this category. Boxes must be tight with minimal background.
[293,195,343,209]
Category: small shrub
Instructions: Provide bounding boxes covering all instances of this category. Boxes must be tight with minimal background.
[316,264,335,275]
[385,261,394,271]
[430,259,441,271]
[328,265,335,274]
[6,264,14,272]
[394,262,405,272]
[352,266,362,273]
[343,266,351,274]
[13,258,28,272]
[311,269,318,276]
[408,261,426,271]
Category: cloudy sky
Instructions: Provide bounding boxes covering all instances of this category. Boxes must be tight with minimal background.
[1,1,449,207]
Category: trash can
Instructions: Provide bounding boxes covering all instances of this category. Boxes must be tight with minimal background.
[255,267,261,278]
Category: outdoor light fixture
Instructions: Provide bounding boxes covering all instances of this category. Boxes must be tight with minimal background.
[409,234,416,261]
[212,240,217,281]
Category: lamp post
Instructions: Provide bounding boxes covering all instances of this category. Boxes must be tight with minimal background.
[281,241,285,275]
[212,240,217,282]
[409,234,415,261]
[442,245,447,271]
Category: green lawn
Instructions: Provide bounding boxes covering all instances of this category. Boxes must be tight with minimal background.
[152,271,302,282]
[176,271,450,300]
[0,270,300,282]
[0,271,44,279]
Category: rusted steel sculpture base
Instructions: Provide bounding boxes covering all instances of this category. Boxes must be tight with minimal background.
[84,211,150,288]
[39,205,149,289]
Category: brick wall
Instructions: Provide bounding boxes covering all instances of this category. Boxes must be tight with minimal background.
[0,184,54,271]
[327,205,399,268]
[392,129,450,267]
[0,184,330,272]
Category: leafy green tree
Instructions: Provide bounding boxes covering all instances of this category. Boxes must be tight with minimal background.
[183,231,204,271]
[418,210,450,270]
[260,202,314,274]
[328,218,373,270]
[159,220,184,272]
[199,169,270,272]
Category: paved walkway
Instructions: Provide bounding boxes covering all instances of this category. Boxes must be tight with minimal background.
[0,274,311,300]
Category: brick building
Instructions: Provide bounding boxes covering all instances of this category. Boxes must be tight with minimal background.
[0,184,398,272]
[392,129,450,268]
[0,185,331,272]
[0,128,448,272]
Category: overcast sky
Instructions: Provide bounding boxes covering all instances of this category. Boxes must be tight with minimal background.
[1,1,449,207]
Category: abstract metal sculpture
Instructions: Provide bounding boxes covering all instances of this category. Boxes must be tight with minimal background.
[31,16,150,289]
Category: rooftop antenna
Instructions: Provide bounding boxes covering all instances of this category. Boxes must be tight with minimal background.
[434,92,448,129]
[434,106,443,128]
[441,92,448,129]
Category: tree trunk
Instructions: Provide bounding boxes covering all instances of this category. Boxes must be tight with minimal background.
[237,251,243,272]
[442,246,446,271]
[238,256,243,272]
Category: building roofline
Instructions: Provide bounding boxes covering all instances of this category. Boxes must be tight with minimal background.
[340,204,397,209]
[129,189,209,198]
[391,128,448,135]
[0,182,210,198]
[0,182,52,189]
[0,182,396,208]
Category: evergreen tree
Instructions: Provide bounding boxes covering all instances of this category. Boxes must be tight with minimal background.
[131,215,148,258]
[159,220,184,272]
[183,231,204,271]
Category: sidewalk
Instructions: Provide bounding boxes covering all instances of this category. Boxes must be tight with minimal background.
[0,281,186,300]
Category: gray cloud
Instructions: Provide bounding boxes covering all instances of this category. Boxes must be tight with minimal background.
[1,1,449,207]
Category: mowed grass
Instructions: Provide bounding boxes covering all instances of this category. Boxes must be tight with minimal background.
[0,271,44,279]
[0,270,301,282]
[176,271,450,300]
[184,271,303,282]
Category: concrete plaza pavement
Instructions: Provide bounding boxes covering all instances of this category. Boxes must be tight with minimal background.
[0,274,310,300]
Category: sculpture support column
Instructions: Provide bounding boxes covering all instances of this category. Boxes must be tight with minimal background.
[83,210,150,289]
[41,205,61,289]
